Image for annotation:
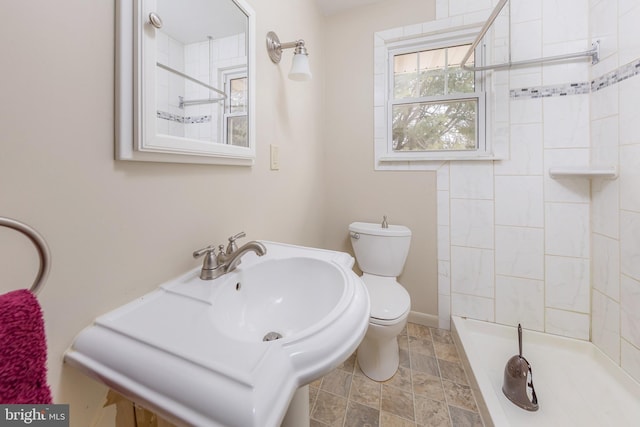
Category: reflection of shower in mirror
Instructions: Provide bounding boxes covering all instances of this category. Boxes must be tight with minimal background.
[116,0,256,165]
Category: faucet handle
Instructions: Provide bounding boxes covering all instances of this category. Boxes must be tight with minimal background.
[226,231,246,254]
[193,245,216,259]
[193,245,219,275]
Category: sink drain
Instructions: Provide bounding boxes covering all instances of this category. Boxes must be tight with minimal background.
[263,332,283,342]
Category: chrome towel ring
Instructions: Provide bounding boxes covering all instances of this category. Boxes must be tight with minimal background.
[0,217,51,294]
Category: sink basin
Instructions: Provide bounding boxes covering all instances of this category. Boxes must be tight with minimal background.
[65,241,370,427]
[211,257,346,343]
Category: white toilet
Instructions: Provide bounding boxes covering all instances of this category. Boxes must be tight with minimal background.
[349,220,411,381]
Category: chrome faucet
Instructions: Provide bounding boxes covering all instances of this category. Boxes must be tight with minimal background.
[225,241,267,272]
[193,233,266,280]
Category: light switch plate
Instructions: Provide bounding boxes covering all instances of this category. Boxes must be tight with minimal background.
[270,144,280,170]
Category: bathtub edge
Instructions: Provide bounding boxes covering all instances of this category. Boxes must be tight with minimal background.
[451,316,494,427]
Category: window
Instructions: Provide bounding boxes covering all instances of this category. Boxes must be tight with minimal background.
[222,69,248,147]
[391,44,480,152]
[374,25,492,167]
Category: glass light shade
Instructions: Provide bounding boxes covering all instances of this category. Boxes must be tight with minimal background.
[288,53,312,81]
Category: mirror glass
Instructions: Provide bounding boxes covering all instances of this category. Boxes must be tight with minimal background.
[116,0,255,165]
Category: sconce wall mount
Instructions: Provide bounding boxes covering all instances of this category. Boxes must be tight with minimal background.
[266,31,312,81]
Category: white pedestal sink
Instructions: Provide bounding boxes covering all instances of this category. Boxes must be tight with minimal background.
[65,241,370,427]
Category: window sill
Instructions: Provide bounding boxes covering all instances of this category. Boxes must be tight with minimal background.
[378,155,504,162]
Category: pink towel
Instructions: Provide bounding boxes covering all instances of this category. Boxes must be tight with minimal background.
[0,289,52,404]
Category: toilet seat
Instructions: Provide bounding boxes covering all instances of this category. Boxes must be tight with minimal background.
[369,309,410,326]
[361,274,410,324]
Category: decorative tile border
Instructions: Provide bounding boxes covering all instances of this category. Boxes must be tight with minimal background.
[184,115,211,124]
[157,110,211,124]
[591,57,640,92]
[157,111,182,123]
[511,57,640,100]
[511,82,590,99]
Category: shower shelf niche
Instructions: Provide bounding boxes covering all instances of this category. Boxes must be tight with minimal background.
[548,166,618,180]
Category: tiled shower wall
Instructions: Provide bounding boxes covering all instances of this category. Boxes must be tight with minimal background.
[183,33,246,141]
[589,0,640,382]
[157,31,186,137]
[156,32,246,142]
[403,0,640,383]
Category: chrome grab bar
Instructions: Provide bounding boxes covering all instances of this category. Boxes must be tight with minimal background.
[0,217,51,294]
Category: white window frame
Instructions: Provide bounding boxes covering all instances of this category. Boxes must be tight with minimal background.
[220,67,248,146]
[375,25,496,168]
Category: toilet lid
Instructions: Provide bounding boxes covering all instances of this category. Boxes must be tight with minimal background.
[362,275,410,321]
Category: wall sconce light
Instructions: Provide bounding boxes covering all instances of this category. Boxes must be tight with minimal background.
[266,31,312,81]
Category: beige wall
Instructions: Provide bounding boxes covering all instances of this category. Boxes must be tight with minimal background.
[322,0,439,319]
[0,0,439,424]
[0,0,325,425]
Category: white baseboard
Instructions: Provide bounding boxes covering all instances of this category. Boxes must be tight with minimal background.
[408,311,439,328]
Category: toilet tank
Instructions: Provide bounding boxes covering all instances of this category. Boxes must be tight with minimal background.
[348,222,411,277]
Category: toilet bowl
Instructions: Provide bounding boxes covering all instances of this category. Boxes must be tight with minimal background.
[349,221,412,381]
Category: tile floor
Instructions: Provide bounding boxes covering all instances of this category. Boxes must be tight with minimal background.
[308,323,485,427]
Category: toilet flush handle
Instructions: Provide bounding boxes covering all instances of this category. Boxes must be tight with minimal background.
[350,232,360,240]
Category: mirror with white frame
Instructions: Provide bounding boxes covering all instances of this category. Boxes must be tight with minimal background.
[116,0,255,165]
